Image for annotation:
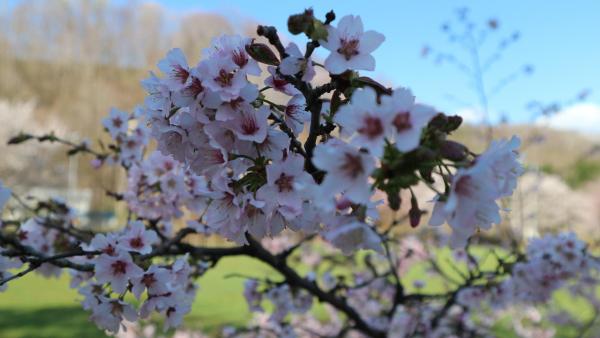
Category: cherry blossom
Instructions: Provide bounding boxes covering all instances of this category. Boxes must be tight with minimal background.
[102,108,129,139]
[265,66,301,96]
[229,105,270,143]
[204,35,261,76]
[118,221,159,255]
[282,94,309,135]
[334,87,388,156]
[429,164,501,247]
[380,87,437,152]
[324,220,382,255]
[257,152,315,219]
[157,48,191,91]
[313,139,375,205]
[89,298,138,334]
[84,233,120,256]
[429,136,524,247]
[198,57,247,101]
[131,265,171,299]
[93,252,144,294]
[320,15,385,74]
[279,42,316,82]
[477,135,524,197]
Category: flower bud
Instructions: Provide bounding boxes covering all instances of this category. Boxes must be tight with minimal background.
[409,196,421,228]
[325,10,336,24]
[440,140,468,161]
[287,9,314,35]
[246,42,280,66]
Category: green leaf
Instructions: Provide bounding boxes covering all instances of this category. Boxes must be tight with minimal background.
[309,20,328,41]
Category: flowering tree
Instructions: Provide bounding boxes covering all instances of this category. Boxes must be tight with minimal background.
[1,9,599,337]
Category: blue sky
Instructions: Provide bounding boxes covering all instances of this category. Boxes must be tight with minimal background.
[54,1,600,125]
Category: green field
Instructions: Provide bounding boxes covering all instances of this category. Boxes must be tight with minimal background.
[0,250,595,338]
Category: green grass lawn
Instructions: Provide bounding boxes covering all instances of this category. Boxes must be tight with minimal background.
[0,248,595,337]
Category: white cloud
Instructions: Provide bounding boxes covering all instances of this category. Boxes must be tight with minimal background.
[454,107,484,124]
[536,103,600,135]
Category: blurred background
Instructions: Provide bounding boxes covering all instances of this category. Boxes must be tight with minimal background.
[1,0,599,337]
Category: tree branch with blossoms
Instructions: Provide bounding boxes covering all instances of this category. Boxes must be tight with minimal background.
[1,8,600,338]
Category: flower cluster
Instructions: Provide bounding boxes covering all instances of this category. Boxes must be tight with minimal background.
[457,232,599,310]
[74,222,200,333]
[430,136,524,247]
[101,108,150,166]
[124,151,210,224]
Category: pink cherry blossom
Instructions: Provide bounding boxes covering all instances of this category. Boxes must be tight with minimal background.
[477,136,524,197]
[229,105,270,143]
[320,15,385,74]
[214,84,259,122]
[204,35,261,76]
[265,66,301,96]
[257,153,315,220]
[93,252,144,294]
[131,265,171,299]
[334,87,389,156]
[157,48,191,91]
[279,42,316,82]
[239,129,290,161]
[283,94,310,135]
[198,57,247,101]
[89,298,138,334]
[380,87,437,152]
[102,108,129,139]
[313,139,376,205]
[84,233,120,256]
[118,221,159,255]
[323,219,382,255]
[429,163,502,247]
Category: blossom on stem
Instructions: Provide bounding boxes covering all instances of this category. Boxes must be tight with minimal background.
[93,252,144,294]
[280,42,315,82]
[320,15,385,74]
[313,139,375,205]
[334,87,388,157]
[380,87,437,152]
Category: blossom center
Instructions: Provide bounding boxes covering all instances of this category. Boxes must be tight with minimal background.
[232,49,249,68]
[358,116,384,139]
[393,112,412,132]
[112,117,124,128]
[173,65,190,84]
[103,244,116,256]
[337,39,360,60]
[241,117,259,135]
[184,77,204,97]
[141,273,157,288]
[275,173,294,192]
[340,153,364,179]
[215,69,234,87]
[111,260,128,275]
[129,236,144,249]
[454,175,475,198]
[110,301,124,316]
